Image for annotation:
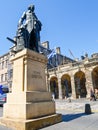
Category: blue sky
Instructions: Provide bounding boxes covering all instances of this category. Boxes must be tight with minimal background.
[0,0,98,60]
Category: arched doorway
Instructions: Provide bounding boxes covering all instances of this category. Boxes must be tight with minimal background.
[74,71,87,98]
[50,77,59,99]
[61,74,72,99]
[92,67,98,98]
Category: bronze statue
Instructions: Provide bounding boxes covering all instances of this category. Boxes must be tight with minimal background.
[8,4,42,53]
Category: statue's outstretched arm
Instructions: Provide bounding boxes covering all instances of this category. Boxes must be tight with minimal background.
[18,12,26,27]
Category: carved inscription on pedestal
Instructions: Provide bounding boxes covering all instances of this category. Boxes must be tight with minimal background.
[32,71,42,79]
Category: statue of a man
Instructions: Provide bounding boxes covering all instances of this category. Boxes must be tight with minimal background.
[17,4,42,52]
[18,5,38,33]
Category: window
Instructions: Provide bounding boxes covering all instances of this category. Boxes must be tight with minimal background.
[10,69,13,78]
[8,69,13,79]
[1,74,4,82]
[5,73,8,81]
[2,61,4,69]
[5,59,8,68]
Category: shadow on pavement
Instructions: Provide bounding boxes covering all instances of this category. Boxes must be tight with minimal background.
[62,113,86,122]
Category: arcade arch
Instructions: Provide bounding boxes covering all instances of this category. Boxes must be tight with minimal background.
[92,66,98,96]
[61,74,72,99]
[50,76,59,99]
[74,71,87,98]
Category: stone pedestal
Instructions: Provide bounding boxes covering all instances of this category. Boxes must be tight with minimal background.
[0,49,62,130]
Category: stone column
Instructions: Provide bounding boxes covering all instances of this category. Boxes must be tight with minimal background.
[58,78,63,99]
[85,69,93,98]
[71,75,77,99]
[47,78,51,92]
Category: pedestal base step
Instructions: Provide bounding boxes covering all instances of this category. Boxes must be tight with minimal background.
[0,113,62,130]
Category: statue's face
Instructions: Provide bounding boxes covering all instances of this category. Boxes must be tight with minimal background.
[28,5,35,11]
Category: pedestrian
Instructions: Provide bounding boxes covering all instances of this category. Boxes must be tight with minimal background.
[90,88,96,101]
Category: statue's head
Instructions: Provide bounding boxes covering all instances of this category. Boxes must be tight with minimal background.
[28,5,35,12]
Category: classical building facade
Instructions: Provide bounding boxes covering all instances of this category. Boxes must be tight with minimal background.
[0,53,13,92]
[48,53,98,99]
